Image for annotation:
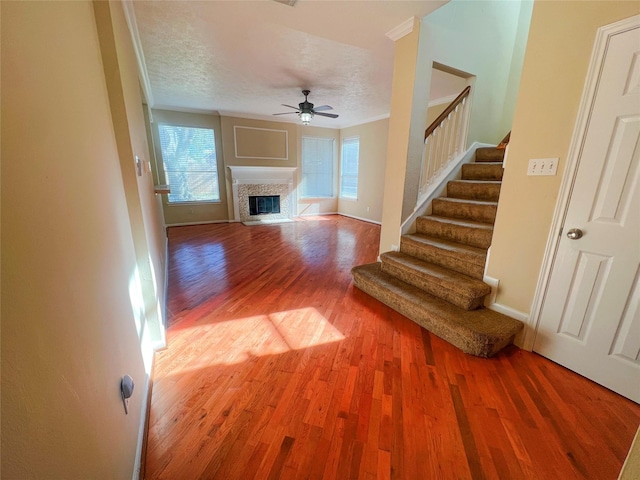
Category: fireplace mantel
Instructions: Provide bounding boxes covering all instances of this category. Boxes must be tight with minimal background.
[228,166,297,184]
[227,166,297,222]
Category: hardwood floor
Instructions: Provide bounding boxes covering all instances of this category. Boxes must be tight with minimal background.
[145,215,640,479]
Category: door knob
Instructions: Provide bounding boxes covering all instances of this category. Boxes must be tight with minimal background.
[567,228,584,240]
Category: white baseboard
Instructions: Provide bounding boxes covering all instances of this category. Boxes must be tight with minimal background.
[401,142,493,235]
[298,211,339,217]
[483,275,499,307]
[487,302,529,322]
[338,213,382,225]
[132,360,154,480]
[155,236,169,350]
[165,219,229,227]
[486,302,530,349]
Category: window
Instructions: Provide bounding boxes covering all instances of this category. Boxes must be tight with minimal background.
[157,124,220,203]
[301,137,334,198]
[340,137,360,199]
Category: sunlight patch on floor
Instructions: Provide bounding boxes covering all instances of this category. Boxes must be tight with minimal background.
[160,307,345,376]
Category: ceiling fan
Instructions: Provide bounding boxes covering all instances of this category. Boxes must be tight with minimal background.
[273,90,339,125]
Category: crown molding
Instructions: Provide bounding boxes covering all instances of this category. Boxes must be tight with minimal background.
[340,113,390,129]
[153,104,220,116]
[122,1,154,108]
[385,17,415,42]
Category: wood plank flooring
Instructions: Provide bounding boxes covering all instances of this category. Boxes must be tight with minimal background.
[145,215,640,479]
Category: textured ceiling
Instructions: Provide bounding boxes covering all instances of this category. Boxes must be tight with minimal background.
[133,1,449,128]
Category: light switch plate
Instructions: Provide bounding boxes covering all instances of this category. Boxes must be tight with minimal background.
[528,157,558,176]
[135,155,142,177]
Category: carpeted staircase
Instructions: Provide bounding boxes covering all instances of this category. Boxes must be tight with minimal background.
[352,146,523,357]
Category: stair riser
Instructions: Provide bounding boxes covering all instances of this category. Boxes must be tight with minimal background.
[380,261,485,310]
[475,148,505,162]
[400,239,485,280]
[432,199,497,224]
[462,163,503,181]
[416,218,493,249]
[447,181,501,201]
[352,272,487,355]
[351,264,520,358]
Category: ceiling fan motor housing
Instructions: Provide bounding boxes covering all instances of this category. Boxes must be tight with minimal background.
[299,101,314,114]
[299,90,313,114]
[272,90,338,122]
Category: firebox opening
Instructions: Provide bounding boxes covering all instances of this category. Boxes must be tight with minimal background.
[249,195,281,216]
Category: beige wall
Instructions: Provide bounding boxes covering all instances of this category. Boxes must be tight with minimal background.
[1,1,162,477]
[338,118,389,223]
[221,116,298,219]
[380,18,422,254]
[151,109,228,225]
[220,116,297,169]
[149,112,360,223]
[108,3,168,331]
[487,1,640,314]
[95,1,167,351]
[620,427,640,480]
[220,116,339,218]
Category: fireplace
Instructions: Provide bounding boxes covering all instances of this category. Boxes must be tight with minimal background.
[249,195,280,216]
[227,166,297,223]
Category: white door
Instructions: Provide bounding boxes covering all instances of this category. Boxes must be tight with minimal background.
[534,19,640,403]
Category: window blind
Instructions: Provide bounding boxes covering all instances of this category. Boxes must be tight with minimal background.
[340,137,359,199]
[158,125,220,203]
[301,137,334,198]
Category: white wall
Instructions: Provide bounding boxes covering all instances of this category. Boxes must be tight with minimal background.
[423,0,532,145]
[1,2,164,477]
[397,0,533,223]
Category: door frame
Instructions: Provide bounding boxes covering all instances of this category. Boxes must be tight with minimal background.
[523,14,640,351]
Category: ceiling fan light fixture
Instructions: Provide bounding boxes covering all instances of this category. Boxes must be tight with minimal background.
[273,90,338,124]
[299,111,313,125]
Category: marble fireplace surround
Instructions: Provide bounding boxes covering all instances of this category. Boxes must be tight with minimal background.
[228,166,297,222]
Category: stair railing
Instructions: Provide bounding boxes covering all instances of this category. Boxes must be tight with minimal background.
[418,86,472,199]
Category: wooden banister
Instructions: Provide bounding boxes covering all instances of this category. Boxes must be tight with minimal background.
[497,131,511,149]
[425,86,471,140]
[418,84,472,202]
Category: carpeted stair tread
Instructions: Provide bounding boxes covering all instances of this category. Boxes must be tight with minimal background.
[380,251,490,310]
[462,162,504,181]
[433,197,498,207]
[432,197,498,224]
[447,180,502,201]
[401,234,487,279]
[418,215,494,231]
[351,262,523,357]
[417,215,494,249]
[475,147,505,162]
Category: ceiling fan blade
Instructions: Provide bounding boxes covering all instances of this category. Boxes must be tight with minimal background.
[281,104,300,110]
[313,105,333,112]
[273,112,298,115]
[314,112,339,118]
